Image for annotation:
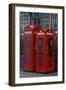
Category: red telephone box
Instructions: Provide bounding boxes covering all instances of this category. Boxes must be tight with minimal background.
[24,25,41,71]
[36,29,55,73]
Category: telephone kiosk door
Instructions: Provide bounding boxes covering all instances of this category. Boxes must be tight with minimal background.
[24,29,33,71]
[46,30,55,72]
[24,25,41,71]
[36,29,47,73]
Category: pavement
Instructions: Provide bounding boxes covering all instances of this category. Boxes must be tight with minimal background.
[20,70,57,78]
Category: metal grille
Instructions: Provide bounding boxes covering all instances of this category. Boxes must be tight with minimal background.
[20,12,58,33]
